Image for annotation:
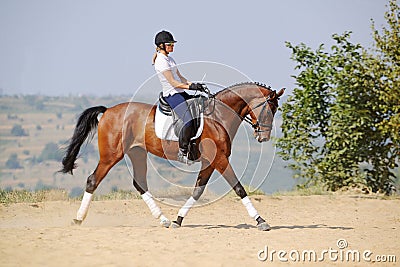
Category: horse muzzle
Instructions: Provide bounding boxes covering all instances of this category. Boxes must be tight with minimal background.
[255,131,270,142]
[257,136,270,143]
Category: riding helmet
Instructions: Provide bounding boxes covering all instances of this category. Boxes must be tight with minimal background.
[155,30,177,45]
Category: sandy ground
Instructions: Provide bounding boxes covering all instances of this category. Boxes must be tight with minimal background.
[0,195,399,267]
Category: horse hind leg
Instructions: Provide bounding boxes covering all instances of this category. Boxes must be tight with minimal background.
[73,156,123,225]
[127,147,171,228]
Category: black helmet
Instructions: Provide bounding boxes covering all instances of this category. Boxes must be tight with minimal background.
[155,30,177,46]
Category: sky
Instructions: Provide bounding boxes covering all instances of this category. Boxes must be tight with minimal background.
[0,0,389,96]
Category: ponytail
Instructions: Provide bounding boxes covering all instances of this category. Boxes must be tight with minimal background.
[152,52,157,65]
[152,46,161,65]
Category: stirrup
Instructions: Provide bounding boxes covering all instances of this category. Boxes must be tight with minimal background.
[177,149,193,165]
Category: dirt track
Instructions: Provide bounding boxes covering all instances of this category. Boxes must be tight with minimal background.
[1,195,399,266]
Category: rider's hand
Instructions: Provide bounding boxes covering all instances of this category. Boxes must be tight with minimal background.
[189,83,206,92]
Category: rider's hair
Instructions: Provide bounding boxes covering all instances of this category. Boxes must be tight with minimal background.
[152,46,162,65]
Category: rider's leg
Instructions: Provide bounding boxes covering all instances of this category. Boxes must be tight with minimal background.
[165,93,194,162]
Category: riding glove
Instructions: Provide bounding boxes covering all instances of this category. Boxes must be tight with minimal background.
[189,83,206,92]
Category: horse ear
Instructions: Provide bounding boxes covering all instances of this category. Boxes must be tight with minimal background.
[277,88,285,98]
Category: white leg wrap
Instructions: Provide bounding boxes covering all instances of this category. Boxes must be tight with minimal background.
[160,214,169,222]
[76,191,93,221]
[241,196,259,219]
[141,192,162,219]
[178,196,196,218]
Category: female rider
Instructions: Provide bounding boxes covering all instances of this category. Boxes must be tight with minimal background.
[153,30,205,164]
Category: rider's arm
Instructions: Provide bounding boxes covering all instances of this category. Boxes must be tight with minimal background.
[162,70,191,89]
[176,69,189,84]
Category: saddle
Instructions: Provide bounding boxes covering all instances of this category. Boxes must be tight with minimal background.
[155,93,206,160]
[158,93,205,137]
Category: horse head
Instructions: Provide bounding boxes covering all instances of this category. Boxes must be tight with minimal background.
[249,87,285,142]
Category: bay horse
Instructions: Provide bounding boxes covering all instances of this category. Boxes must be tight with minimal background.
[61,82,284,231]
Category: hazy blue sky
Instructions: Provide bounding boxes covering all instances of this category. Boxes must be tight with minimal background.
[0,0,389,96]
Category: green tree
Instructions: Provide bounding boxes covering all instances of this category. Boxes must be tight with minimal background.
[38,142,63,162]
[11,124,28,136]
[6,154,22,169]
[277,0,399,194]
[366,0,400,193]
[69,187,84,198]
[34,180,54,191]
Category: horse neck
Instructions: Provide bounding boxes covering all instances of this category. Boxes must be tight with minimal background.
[216,84,270,118]
[210,84,270,141]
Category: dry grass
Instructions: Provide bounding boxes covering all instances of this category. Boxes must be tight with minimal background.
[272,184,331,196]
[0,185,264,205]
[94,190,141,201]
[0,189,141,204]
[0,189,69,204]
[226,184,265,198]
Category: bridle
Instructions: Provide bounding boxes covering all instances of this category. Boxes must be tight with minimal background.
[243,92,278,134]
[201,86,279,136]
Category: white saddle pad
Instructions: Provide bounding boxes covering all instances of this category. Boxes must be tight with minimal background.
[154,107,204,141]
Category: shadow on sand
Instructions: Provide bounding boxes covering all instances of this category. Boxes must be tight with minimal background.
[183,223,353,230]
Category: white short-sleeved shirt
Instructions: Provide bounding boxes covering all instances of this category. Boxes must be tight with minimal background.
[154,52,185,97]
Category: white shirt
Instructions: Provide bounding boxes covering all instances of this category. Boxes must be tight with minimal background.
[154,52,185,97]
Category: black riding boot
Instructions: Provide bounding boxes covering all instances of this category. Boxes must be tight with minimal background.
[178,123,194,165]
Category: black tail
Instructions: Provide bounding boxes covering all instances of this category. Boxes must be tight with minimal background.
[60,106,107,174]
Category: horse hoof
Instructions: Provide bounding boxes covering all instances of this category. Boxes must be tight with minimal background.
[72,219,82,226]
[160,218,171,228]
[171,221,181,229]
[257,222,271,231]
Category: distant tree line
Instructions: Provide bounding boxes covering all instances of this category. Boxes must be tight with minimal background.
[5,141,97,169]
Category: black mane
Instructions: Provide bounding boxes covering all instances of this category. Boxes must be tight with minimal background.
[215,82,272,98]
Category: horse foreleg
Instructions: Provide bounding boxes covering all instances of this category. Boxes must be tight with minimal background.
[141,192,171,228]
[172,162,215,228]
[214,157,271,231]
[127,147,171,228]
